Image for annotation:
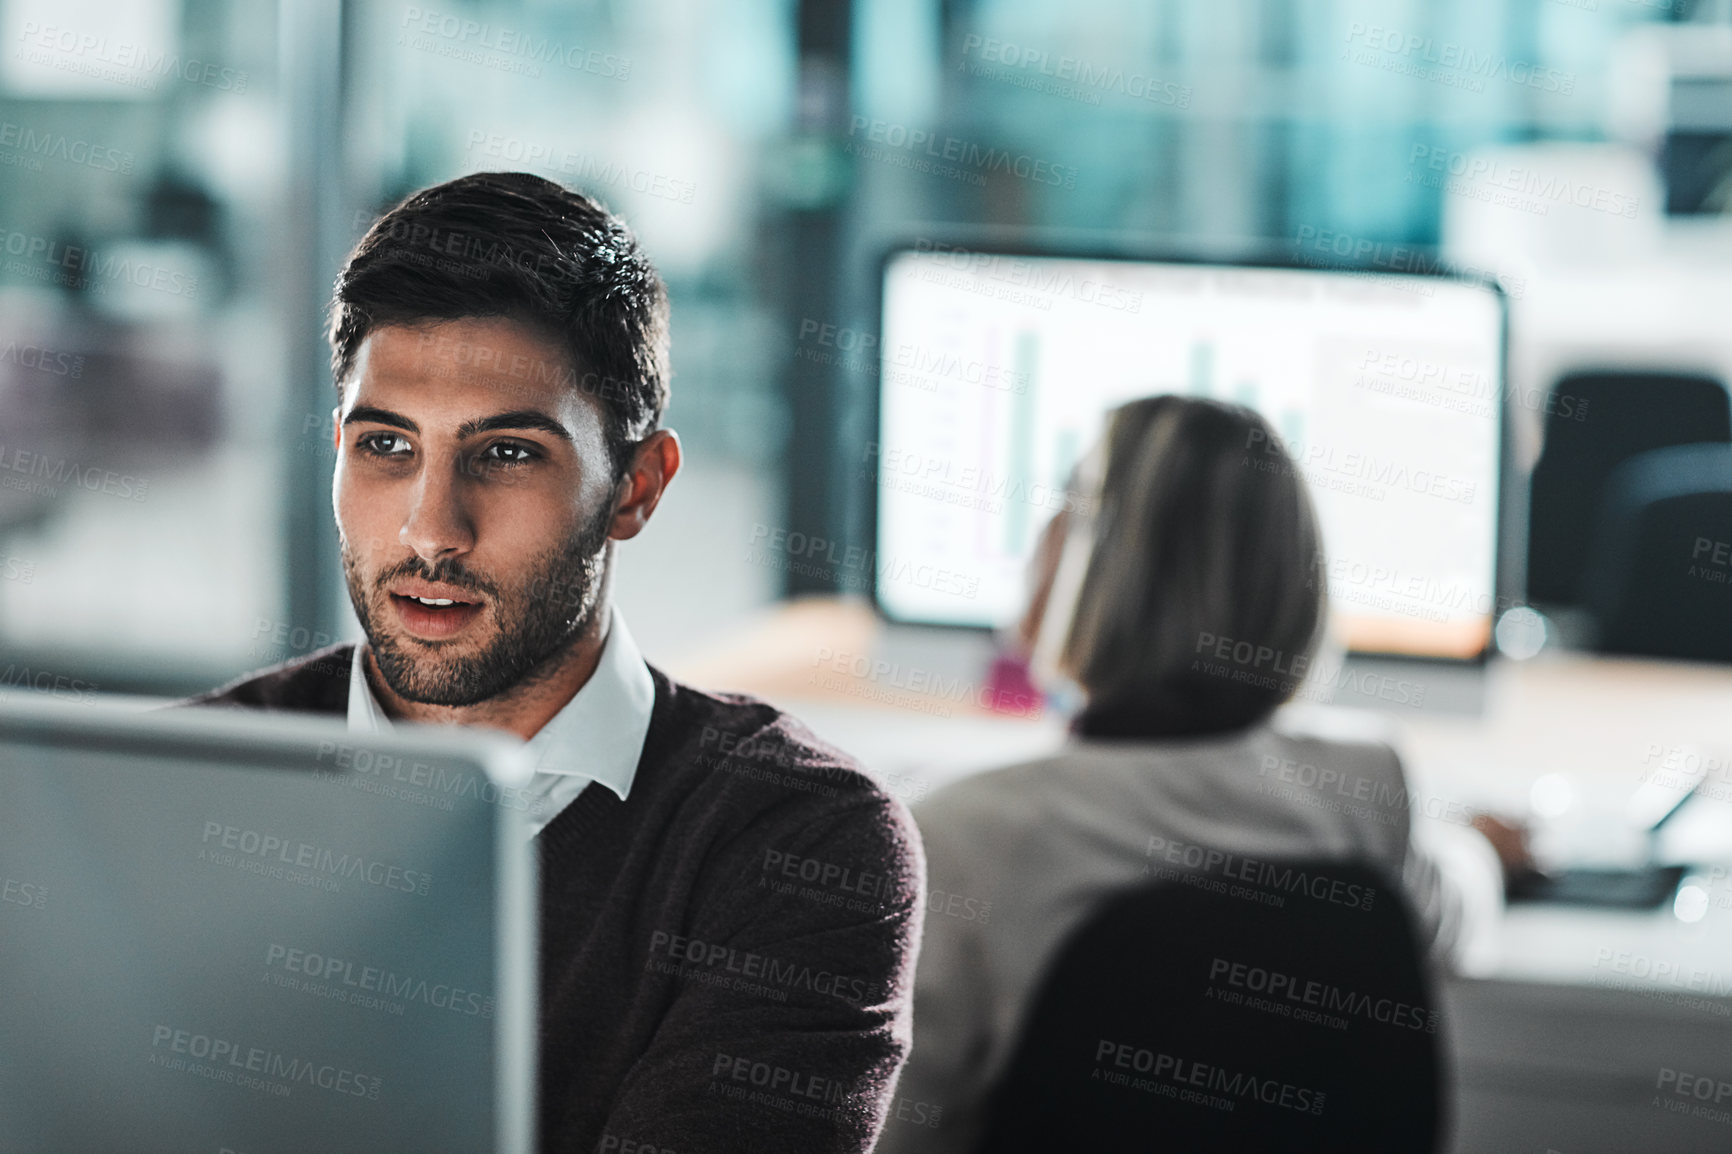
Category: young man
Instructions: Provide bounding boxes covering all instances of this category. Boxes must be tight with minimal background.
[186,172,925,1153]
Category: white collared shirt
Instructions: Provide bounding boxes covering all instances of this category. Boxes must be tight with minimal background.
[346,605,656,837]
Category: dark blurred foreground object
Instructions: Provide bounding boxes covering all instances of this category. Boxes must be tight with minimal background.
[1580,443,1732,663]
[1526,371,1729,608]
[973,861,1443,1154]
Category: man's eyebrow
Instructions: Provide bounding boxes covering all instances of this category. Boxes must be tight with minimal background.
[455,410,574,442]
[340,406,573,443]
[343,405,417,433]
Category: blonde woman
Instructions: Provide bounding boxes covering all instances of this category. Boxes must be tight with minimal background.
[880,396,1506,1154]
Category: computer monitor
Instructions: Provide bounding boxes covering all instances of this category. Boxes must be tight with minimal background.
[0,694,537,1154]
[873,244,1508,660]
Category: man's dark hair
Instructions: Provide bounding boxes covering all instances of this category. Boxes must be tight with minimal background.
[329,172,669,479]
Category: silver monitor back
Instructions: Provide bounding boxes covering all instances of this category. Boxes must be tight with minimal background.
[0,693,537,1154]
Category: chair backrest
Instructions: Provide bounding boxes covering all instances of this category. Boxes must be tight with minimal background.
[1580,443,1732,662]
[1526,371,1730,606]
[972,859,1443,1154]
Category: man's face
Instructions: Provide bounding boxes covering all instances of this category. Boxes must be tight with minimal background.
[333,317,621,706]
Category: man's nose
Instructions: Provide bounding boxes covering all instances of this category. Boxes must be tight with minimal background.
[400,457,476,563]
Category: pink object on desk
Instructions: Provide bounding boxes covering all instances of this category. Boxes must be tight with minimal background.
[983,652,1045,718]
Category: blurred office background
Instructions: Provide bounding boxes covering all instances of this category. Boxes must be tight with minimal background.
[1,0,1731,693]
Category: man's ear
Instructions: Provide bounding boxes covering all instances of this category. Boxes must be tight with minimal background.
[330,406,342,454]
[608,429,682,542]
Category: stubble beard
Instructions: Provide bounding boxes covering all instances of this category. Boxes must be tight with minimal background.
[342,504,613,707]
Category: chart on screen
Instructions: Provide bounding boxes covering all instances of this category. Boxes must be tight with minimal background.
[876,248,1505,659]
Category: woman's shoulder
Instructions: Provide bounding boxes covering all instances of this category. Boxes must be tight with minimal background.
[913,712,1408,837]
[1264,706,1405,773]
[915,752,1074,827]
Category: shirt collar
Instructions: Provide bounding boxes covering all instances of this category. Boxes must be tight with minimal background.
[345,604,655,802]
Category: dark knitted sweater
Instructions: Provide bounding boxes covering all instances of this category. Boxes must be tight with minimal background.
[184,644,926,1153]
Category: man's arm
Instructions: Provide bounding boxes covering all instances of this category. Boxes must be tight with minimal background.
[587,791,925,1154]
[872,795,995,1154]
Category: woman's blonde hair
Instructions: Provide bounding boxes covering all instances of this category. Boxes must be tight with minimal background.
[1058,395,1328,738]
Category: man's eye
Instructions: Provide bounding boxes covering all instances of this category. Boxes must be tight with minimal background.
[480,442,538,465]
[358,432,411,457]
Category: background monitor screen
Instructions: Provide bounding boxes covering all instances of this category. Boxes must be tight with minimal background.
[873,247,1506,660]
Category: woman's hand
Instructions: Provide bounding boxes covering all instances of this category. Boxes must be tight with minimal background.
[1468,812,1534,881]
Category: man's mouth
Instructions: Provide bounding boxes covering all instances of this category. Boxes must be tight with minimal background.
[387,583,487,640]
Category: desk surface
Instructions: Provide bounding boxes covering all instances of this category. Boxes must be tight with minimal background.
[664,596,1732,983]
[664,595,1732,792]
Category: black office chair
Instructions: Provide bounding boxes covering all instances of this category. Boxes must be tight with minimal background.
[972,860,1444,1154]
[1526,371,1730,607]
[1579,443,1732,663]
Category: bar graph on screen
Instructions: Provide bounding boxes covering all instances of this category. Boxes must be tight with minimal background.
[875,250,1504,660]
